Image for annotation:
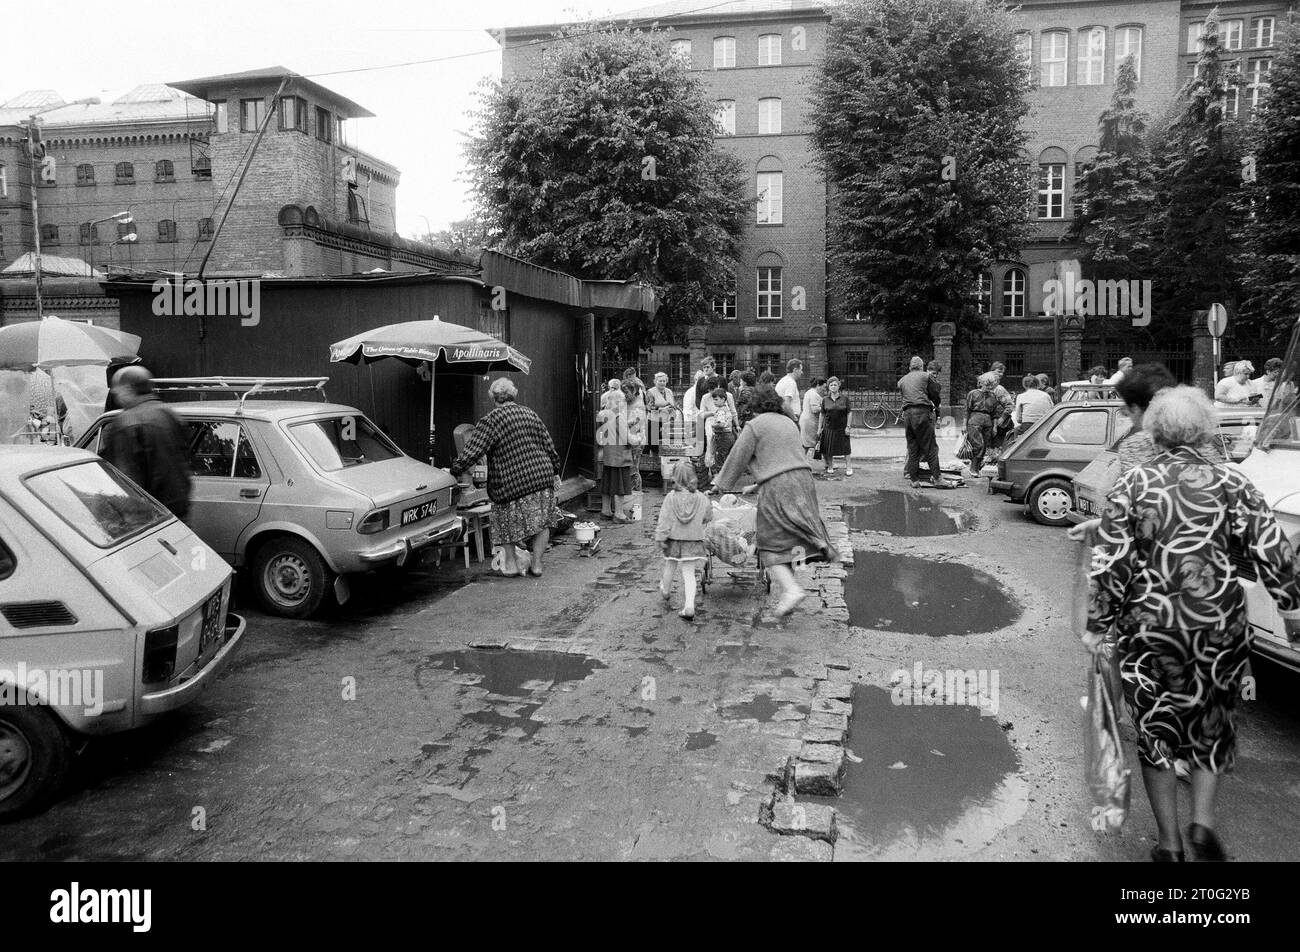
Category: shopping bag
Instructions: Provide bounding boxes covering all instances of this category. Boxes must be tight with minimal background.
[1084,652,1130,833]
[955,433,972,461]
[705,518,755,566]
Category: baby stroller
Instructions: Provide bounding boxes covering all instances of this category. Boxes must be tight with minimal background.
[701,494,770,594]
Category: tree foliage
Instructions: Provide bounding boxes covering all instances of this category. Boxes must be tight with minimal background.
[809,0,1032,351]
[466,26,748,344]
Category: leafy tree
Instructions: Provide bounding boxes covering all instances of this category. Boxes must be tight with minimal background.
[1148,11,1249,343]
[466,26,748,345]
[416,217,496,257]
[809,0,1032,351]
[1242,12,1300,346]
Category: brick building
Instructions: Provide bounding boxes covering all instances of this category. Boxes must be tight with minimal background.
[497,0,1292,393]
[0,68,466,329]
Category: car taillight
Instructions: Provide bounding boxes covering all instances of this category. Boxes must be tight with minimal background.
[143,624,178,684]
[358,509,390,534]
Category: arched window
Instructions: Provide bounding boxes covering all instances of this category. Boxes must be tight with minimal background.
[1037,147,1067,219]
[155,159,174,182]
[757,158,783,225]
[975,272,992,317]
[758,98,782,135]
[76,163,95,186]
[670,38,692,64]
[1115,26,1142,80]
[1079,27,1105,85]
[1073,146,1098,217]
[1041,31,1069,86]
[1014,32,1033,71]
[713,36,735,68]
[157,219,177,243]
[714,100,735,136]
[758,33,781,65]
[1002,268,1026,318]
[115,162,134,184]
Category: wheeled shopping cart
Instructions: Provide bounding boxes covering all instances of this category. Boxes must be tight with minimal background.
[700,497,770,595]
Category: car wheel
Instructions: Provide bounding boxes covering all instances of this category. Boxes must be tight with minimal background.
[1028,478,1075,527]
[252,536,334,618]
[0,704,70,819]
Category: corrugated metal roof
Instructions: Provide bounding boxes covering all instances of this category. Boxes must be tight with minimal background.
[37,90,210,128]
[2,90,65,109]
[1,253,104,279]
[168,67,375,119]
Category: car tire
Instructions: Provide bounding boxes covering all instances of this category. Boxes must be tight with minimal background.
[251,536,335,618]
[1028,478,1075,527]
[0,704,70,819]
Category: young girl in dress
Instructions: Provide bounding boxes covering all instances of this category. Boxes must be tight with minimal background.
[598,388,633,521]
[655,459,713,619]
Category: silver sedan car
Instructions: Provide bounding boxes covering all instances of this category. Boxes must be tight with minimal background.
[80,400,463,618]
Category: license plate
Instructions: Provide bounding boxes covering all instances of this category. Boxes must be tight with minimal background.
[199,591,223,655]
[401,499,439,526]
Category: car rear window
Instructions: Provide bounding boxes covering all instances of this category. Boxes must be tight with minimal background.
[289,416,402,471]
[26,460,171,548]
[1047,410,1109,445]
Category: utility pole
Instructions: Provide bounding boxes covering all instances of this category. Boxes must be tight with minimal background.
[25,116,45,319]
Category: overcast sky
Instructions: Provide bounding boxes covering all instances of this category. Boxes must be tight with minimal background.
[6,0,661,238]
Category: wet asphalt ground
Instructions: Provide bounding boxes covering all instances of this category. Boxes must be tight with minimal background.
[3,458,1300,861]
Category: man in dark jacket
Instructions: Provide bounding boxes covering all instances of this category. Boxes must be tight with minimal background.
[102,366,192,520]
[898,357,946,487]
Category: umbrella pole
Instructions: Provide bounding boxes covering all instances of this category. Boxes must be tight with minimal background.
[428,362,437,466]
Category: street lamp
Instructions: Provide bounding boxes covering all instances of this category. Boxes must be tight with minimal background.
[108,232,138,272]
[84,211,132,275]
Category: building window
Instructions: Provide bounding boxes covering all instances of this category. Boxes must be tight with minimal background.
[712,353,737,378]
[279,96,309,133]
[669,353,691,389]
[670,38,692,64]
[758,33,781,66]
[1187,21,1206,54]
[713,274,736,319]
[1079,27,1105,85]
[212,100,228,134]
[79,223,98,245]
[1014,32,1032,71]
[757,98,782,135]
[714,36,736,69]
[76,163,94,186]
[1073,148,1097,216]
[756,352,781,374]
[975,273,992,316]
[116,221,135,239]
[192,155,211,179]
[1002,268,1026,318]
[158,219,177,243]
[1116,27,1142,80]
[714,100,735,136]
[197,217,214,240]
[1037,163,1065,219]
[114,162,134,184]
[1248,58,1272,115]
[347,184,369,224]
[1225,83,1241,120]
[155,159,174,182]
[315,106,333,143]
[845,351,871,386]
[1223,19,1243,51]
[1252,17,1275,49]
[240,98,266,132]
[40,223,59,246]
[757,267,782,319]
[757,171,783,225]
[1041,31,1068,87]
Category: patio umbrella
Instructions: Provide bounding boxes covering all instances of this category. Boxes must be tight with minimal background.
[0,315,141,372]
[328,315,530,462]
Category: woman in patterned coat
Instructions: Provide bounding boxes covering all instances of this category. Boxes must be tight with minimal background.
[1086,386,1300,862]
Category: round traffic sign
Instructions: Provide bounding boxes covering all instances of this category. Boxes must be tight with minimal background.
[1207,303,1228,338]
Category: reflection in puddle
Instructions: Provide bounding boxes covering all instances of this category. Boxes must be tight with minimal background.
[420,648,605,697]
[845,552,1020,635]
[685,730,717,750]
[809,685,1027,860]
[721,694,781,722]
[842,491,972,537]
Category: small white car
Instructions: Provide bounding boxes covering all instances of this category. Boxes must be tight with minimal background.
[0,446,245,816]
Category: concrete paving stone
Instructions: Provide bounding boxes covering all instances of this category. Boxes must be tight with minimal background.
[760,721,804,738]
[811,697,851,716]
[769,837,834,862]
[798,742,845,767]
[825,659,852,671]
[801,727,845,745]
[825,667,853,683]
[772,707,807,723]
[815,680,852,701]
[807,711,849,732]
[793,761,843,797]
[768,798,837,842]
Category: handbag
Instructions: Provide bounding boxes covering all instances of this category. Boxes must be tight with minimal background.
[1084,652,1130,833]
[955,433,973,460]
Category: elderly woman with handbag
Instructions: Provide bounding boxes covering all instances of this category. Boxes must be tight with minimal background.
[1085,386,1300,862]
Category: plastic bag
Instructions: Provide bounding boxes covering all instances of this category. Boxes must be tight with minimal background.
[955,433,972,461]
[1084,652,1130,833]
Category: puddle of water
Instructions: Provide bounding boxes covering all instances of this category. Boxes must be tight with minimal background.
[845,551,1020,635]
[685,730,717,750]
[624,725,649,738]
[842,491,971,536]
[721,694,781,722]
[809,685,1024,860]
[421,648,605,697]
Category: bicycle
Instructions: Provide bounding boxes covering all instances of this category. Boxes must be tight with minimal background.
[859,401,905,430]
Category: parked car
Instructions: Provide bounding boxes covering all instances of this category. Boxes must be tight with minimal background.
[78,381,464,618]
[1059,381,1118,402]
[989,397,1129,526]
[1070,406,1264,523]
[1235,328,1300,674]
[0,446,245,816]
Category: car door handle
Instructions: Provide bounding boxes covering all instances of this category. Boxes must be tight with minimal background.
[240,488,262,498]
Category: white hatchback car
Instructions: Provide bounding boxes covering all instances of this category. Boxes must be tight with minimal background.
[0,446,245,816]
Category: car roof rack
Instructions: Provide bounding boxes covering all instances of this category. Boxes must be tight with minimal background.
[152,376,329,412]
